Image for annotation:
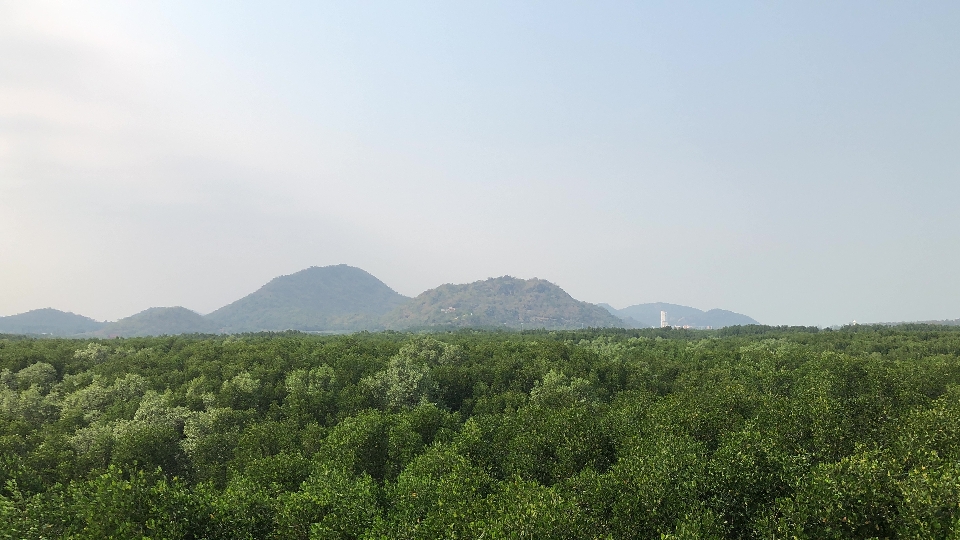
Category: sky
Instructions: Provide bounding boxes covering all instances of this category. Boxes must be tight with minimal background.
[1,1,958,326]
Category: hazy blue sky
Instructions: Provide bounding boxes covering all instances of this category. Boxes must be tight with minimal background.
[1,1,958,326]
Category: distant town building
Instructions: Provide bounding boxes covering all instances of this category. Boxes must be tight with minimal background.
[661,310,668,328]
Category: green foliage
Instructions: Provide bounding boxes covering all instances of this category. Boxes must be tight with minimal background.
[374,446,490,539]
[362,355,435,411]
[1,325,960,537]
[279,462,377,539]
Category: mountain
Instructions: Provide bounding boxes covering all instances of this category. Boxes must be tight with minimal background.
[382,276,622,330]
[205,265,409,333]
[2,268,761,336]
[601,302,758,328]
[92,307,217,337]
[0,308,106,336]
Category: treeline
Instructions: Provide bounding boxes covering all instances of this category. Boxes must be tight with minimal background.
[3,325,960,538]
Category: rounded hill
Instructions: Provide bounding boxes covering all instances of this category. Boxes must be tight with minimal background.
[0,308,105,336]
[92,307,215,338]
[205,265,409,333]
[382,276,622,330]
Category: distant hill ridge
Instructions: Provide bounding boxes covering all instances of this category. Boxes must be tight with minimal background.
[876,318,960,327]
[0,308,105,336]
[382,276,622,330]
[2,265,765,336]
[601,302,758,328]
[92,307,216,338]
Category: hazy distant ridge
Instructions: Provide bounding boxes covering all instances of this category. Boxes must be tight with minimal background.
[1,266,764,336]
[92,307,217,338]
[0,308,105,336]
[601,302,759,328]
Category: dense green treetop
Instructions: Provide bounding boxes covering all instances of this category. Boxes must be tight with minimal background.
[3,324,960,538]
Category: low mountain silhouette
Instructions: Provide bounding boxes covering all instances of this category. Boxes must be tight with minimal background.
[91,307,217,337]
[205,265,409,333]
[3,267,761,337]
[876,318,960,327]
[382,276,622,330]
[601,302,758,328]
[0,308,105,336]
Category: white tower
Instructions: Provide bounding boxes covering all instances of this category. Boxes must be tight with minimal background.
[660,310,668,328]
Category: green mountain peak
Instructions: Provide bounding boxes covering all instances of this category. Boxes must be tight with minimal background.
[382,275,621,330]
[205,264,408,333]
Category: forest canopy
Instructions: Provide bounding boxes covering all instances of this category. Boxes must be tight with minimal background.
[3,325,960,538]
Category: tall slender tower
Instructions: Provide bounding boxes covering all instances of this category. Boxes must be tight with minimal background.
[660,310,668,328]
